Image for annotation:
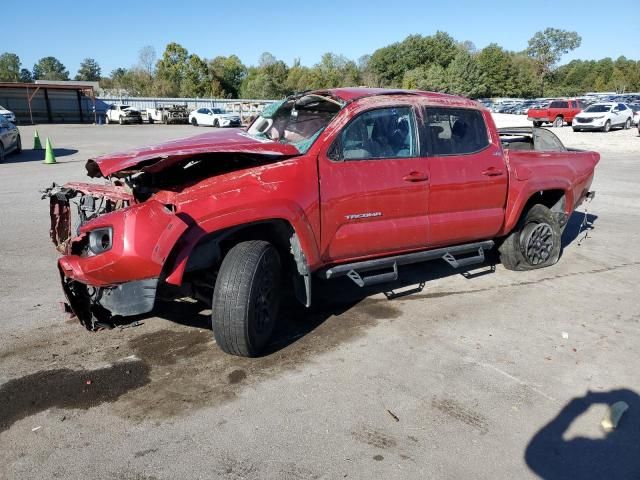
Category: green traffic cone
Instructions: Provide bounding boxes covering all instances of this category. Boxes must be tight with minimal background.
[34,130,43,150]
[43,138,57,164]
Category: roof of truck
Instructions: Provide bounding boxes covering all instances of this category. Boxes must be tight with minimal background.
[316,87,479,108]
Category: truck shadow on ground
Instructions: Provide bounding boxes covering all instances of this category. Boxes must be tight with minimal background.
[152,211,597,356]
[3,148,78,164]
[525,388,640,480]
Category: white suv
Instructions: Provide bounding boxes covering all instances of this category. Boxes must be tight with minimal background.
[573,103,633,132]
[0,105,16,124]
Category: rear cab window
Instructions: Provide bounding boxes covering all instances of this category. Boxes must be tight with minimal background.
[420,107,489,156]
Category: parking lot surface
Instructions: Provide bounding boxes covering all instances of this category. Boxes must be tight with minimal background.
[1,118,639,479]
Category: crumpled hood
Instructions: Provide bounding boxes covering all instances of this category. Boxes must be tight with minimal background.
[86,129,301,177]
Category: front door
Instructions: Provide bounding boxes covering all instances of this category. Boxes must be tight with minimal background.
[420,107,508,247]
[318,106,430,262]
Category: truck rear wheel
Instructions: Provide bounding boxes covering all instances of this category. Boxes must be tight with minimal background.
[552,116,563,128]
[499,204,561,271]
[212,240,282,357]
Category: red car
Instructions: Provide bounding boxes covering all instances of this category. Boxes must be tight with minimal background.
[45,88,599,356]
[527,99,587,127]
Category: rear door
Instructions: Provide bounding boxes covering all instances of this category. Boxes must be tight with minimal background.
[615,104,629,126]
[420,107,508,246]
[318,105,430,261]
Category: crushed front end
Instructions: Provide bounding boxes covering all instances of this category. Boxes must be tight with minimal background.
[43,182,187,330]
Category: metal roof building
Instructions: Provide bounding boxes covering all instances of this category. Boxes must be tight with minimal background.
[0,82,96,124]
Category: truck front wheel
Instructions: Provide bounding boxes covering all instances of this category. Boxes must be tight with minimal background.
[212,240,282,357]
[499,204,561,271]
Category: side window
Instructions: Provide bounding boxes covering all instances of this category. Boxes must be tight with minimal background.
[421,107,489,156]
[333,107,416,160]
[618,103,627,111]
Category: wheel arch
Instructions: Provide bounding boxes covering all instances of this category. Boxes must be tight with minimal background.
[163,203,318,275]
[503,187,570,235]
[162,216,316,307]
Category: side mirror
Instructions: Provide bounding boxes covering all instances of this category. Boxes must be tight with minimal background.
[327,138,343,162]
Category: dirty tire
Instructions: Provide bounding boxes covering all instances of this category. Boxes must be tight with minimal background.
[212,240,282,357]
[191,117,198,126]
[553,116,563,128]
[499,204,561,271]
[624,118,631,130]
[533,121,543,127]
[214,119,220,128]
[16,135,22,153]
[603,120,611,132]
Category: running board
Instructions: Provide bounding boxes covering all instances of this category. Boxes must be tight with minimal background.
[318,240,494,287]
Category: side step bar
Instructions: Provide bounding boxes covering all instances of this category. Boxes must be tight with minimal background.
[318,240,494,287]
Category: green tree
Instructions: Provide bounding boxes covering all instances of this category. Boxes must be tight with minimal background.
[33,56,69,80]
[181,54,209,97]
[209,55,247,98]
[240,53,289,99]
[75,58,101,81]
[0,53,21,82]
[446,50,486,98]
[477,44,517,97]
[19,68,33,83]
[155,42,189,96]
[403,65,449,92]
[311,53,360,88]
[526,28,582,96]
[369,31,458,86]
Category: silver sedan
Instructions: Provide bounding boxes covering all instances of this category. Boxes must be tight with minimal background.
[0,116,21,162]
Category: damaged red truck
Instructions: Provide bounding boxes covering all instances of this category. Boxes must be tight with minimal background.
[44,88,599,357]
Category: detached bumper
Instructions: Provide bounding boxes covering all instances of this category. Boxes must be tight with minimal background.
[61,270,158,329]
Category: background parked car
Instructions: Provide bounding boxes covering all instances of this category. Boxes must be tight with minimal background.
[146,104,189,124]
[0,104,17,124]
[189,107,241,127]
[105,105,143,125]
[572,103,634,132]
[527,99,587,127]
[629,104,640,126]
[0,115,21,162]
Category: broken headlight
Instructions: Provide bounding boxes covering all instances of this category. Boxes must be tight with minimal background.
[88,227,113,255]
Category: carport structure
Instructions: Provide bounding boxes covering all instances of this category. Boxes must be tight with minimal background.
[0,82,97,124]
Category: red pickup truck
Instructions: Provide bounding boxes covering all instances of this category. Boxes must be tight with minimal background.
[44,88,598,357]
[527,99,587,127]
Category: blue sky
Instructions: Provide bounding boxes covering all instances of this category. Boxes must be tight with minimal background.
[4,0,639,76]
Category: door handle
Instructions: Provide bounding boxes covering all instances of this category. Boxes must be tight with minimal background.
[403,171,429,182]
[482,168,504,177]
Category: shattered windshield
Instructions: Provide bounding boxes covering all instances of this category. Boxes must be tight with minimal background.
[247,94,343,153]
